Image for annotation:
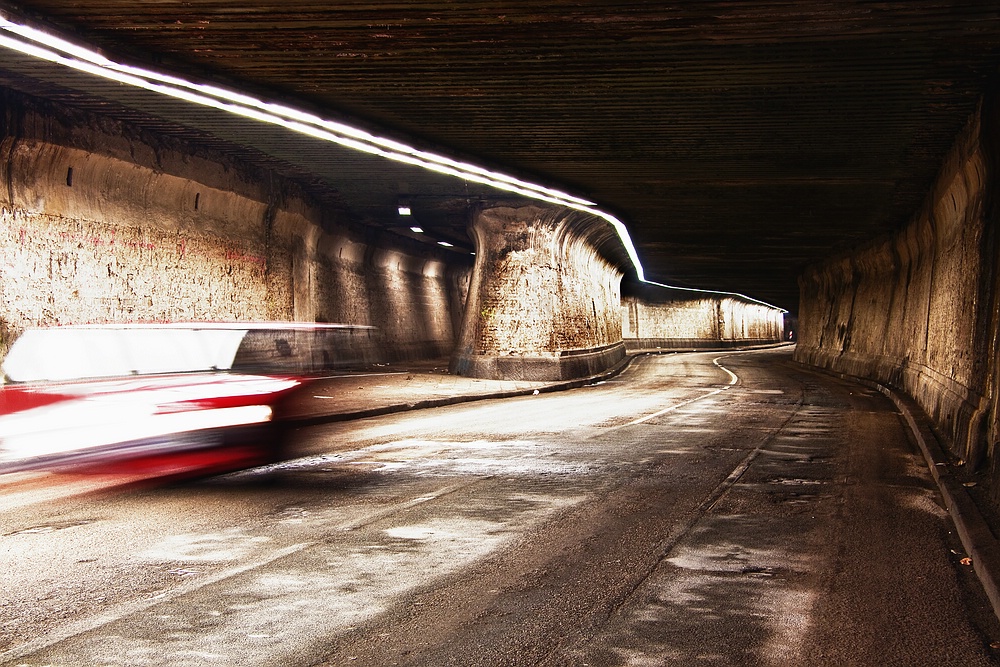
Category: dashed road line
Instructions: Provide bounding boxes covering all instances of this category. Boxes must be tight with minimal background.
[626,355,739,426]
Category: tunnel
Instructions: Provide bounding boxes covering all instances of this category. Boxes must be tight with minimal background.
[2,3,1000,663]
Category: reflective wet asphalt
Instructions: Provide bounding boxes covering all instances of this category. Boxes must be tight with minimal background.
[1,348,998,666]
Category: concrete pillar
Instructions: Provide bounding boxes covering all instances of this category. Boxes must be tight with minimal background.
[450,204,625,380]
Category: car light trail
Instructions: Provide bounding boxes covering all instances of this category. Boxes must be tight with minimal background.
[0,404,274,464]
[641,279,789,313]
[0,16,601,212]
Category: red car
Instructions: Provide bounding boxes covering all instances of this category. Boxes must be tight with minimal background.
[0,322,374,477]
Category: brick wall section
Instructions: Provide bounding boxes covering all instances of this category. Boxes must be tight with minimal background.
[451,204,625,380]
[720,298,785,341]
[795,101,1000,477]
[623,295,719,342]
[621,293,784,350]
[0,93,464,362]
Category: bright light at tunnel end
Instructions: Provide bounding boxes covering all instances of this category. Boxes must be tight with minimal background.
[0,13,786,314]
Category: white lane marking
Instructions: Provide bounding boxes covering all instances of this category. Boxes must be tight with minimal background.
[627,356,738,426]
[713,356,739,385]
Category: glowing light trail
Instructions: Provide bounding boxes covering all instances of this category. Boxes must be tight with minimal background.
[0,13,786,313]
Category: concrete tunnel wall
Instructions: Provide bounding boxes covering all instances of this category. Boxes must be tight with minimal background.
[0,88,792,383]
[795,97,1000,502]
[0,91,462,363]
[450,204,627,381]
[448,203,788,382]
[621,287,785,352]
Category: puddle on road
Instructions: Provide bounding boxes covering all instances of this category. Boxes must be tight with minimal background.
[770,478,827,486]
[141,528,272,563]
[383,520,486,541]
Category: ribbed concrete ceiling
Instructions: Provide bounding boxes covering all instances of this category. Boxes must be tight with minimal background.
[3,1,1000,312]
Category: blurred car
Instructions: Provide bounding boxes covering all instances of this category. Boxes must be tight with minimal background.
[0,322,375,478]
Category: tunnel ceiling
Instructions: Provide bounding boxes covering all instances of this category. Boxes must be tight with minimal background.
[3,2,1000,313]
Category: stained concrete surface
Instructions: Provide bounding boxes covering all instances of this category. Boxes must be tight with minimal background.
[1,348,998,666]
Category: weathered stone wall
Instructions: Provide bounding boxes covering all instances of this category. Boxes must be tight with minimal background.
[451,204,625,380]
[719,298,786,342]
[0,92,464,362]
[621,289,785,351]
[623,294,719,345]
[796,101,1000,476]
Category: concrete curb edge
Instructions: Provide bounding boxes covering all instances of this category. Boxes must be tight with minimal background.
[879,385,1000,623]
[288,351,638,428]
[816,368,1000,624]
[288,342,793,429]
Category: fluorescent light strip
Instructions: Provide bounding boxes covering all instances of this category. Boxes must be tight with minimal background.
[0,14,787,314]
[0,21,611,214]
[642,279,788,313]
[0,17,595,208]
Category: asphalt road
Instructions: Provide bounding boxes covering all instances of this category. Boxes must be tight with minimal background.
[1,348,998,666]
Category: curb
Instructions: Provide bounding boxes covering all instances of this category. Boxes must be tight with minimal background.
[287,351,637,429]
[287,342,791,429]
[877,386,1000,623]
[815,368,1000,623]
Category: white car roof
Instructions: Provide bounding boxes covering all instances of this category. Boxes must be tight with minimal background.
[2,322,373,383]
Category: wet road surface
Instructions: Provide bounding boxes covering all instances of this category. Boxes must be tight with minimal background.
[1,348,998,666]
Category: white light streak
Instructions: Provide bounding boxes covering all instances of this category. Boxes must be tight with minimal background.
[641,279,788,313]
[0,14,597,210]
[0,404,273,463]
[0,13,787,314]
